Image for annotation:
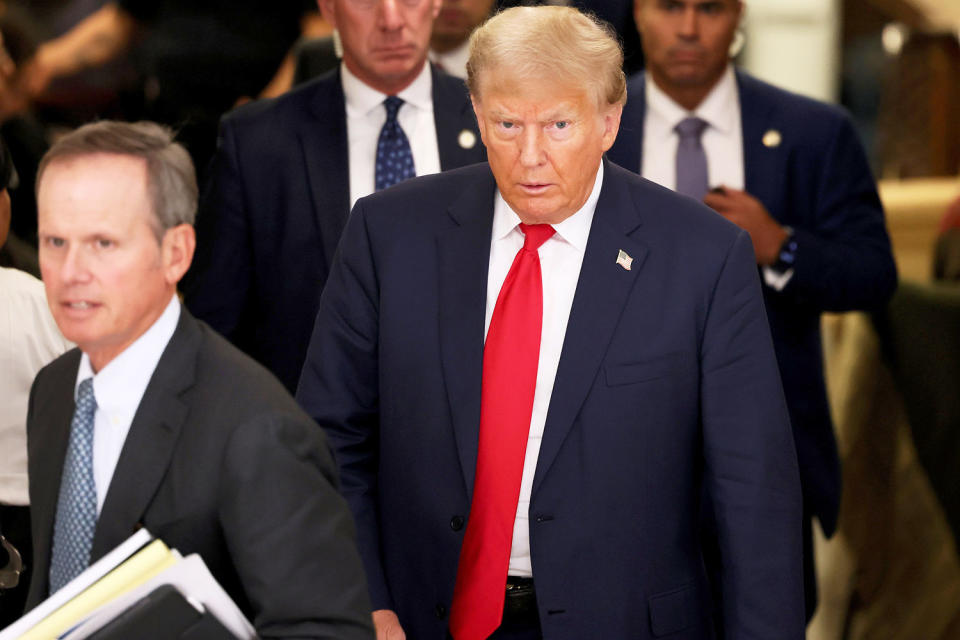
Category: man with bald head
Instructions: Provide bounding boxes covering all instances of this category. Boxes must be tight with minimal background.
[297,6,804,639]
[184,0,486,393]
[607,1,897,620]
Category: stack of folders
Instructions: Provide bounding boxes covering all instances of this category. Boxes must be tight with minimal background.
[0,529,256,640]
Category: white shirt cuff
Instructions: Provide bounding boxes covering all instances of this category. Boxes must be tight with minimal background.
[762,265,795,291]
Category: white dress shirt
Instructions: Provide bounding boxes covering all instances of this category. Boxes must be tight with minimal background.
[485,163,604,577]
[429,41,470,80]
[0,268,72,506]
[74,294,180,514]
[642,65,791,288]
[342,62,441,208]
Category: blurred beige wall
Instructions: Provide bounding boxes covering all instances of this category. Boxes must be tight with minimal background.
[741,0,841,101]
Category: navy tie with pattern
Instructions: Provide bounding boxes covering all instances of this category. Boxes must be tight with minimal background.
[49,377,98,593]
[675,116,709,201]
[375,96,416,191]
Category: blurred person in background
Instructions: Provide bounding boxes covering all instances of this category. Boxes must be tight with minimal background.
[0,135,71,627]
[429,0,497,78]
[607,0,898,623]
[0,0,316,175]
[183,0,486,393]
[293,0,496,85]
[0,11,49,254]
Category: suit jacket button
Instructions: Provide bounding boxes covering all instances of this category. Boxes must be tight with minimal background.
[450,515,465,531]
[435,603,447,619]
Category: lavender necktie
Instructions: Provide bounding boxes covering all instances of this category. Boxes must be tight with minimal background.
[675,116,709,201]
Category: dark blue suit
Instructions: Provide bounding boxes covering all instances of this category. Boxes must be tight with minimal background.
[296,160,805,639]
[184,65,486,392]
[607,70,898,616]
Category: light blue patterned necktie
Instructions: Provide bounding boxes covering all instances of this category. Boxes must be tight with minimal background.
[49,377,98,593]
[375,96,416,191]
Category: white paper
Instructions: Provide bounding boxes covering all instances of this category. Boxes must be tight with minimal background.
[59,554,255,640]
[0,529,154,640]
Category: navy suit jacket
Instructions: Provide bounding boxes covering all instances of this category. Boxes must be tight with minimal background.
[607,71,897,535]
[184,65,486,392]
[297,160,805,639]
[26,310,374,639]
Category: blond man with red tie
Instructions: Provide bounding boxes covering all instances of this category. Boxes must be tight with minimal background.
[297,6,804,639]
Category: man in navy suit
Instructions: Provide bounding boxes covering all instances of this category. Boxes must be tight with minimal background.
[184,0,486,392]
[297,6,804,639]
[606,0,897,621]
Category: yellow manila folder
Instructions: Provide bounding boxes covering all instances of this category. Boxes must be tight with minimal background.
[20,539,177,640]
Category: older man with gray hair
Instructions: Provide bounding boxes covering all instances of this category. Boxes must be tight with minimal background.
[26,121,374,638]
[297,6,804,640]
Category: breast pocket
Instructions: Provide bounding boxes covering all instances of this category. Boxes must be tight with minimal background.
[604,353,686,387]
[648,583,699,637]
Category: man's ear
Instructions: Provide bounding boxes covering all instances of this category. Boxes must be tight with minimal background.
[161,223,196,286]
[600,103,624,152]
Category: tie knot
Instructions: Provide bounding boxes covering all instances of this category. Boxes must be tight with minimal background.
[675,116,708,140]
[77,377,97,411]
[519,223,555,251]
[384,96,404,122]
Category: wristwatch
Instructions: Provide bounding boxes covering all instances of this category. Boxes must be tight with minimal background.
[772,227,797,273]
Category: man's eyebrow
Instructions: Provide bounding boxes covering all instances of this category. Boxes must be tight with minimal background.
[487,108,516,120]
[539,105,577,121]
[486,105,577,122]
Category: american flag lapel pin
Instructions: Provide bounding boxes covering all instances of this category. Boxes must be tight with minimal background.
[616,249,633,271]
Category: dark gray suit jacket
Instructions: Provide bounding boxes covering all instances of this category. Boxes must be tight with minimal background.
[26,309,374,639]
[184,65,486,393]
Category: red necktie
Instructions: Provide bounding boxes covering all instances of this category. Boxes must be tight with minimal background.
[449,223,556,640]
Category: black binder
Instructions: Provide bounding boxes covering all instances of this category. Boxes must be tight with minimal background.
[86,584,240,640]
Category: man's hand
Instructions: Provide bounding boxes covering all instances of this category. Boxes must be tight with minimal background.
[703,186,788,265]
[372,609,406,640]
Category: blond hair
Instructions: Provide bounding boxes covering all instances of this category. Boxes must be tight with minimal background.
[467,6,626,108]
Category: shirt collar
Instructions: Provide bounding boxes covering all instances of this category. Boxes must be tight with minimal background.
[646,64,739,138]
[341,60,433,118]
[429,40,470,78]
[492,161,603,253]
[75,294,181,414]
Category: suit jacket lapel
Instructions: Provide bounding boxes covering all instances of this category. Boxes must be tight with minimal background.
[737,71,784,218]
[27,350,82,600]
[532,161,649,494]
[90,312,198,561]
[301,70,352,267]
[437,168,497,496]
[431,65,484,170]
